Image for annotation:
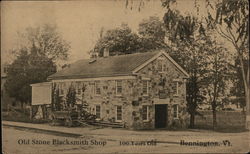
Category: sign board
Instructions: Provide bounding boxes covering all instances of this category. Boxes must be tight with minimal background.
[159,90,167,99]
[31,82,52,105]
[153,98,170,104]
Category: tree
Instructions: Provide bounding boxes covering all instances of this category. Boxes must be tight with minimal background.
[162,6,207,128]
[167,34,210,128]
[230,58,248,110]
[203,39,231,129]
[206,0,249,128]
[5,45,56,108]
[5,24,70,109]
[52,83,61,111]
[138,16,167,50]
[91,17,168,57]
[122,1,209,128]
[124,0,249,128]
[91,23,141,57]
[18,24,70,62]
[66,85,76,109]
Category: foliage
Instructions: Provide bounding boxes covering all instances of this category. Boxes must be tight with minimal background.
[230,59,248,108]
[164,11,197,42]
[91,24,141,57]
[162,2,208,127]
[5,45,56,107]
[138,16,167,50]
[168,35,210,128]
[52,83,62,111]
[91,17,168,57]
[66,85,76,108]
[212,0,249,52]
[19,24,70,62]
[206,0,249,114]
[161,0,248,128]
[202,38,231,128]
[2,109,48,124]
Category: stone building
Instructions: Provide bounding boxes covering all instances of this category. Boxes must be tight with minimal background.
[47,51,189,129]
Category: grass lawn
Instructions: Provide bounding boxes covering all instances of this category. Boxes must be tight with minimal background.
[2,108,48,124]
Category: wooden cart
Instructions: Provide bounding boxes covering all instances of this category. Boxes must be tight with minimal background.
[50,110,79,127]
[50,110,124,128]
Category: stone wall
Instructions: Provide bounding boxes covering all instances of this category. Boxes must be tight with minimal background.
[132,54,189,129]
[53,79,136,128]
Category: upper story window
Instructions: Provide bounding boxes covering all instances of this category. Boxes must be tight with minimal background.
[142,105,149,121]
[116,80,122,96]
[173,104,179,119]
[157,57,165,72]
[116,106,122,122]
[95,82,101,95]
[95,105,101,120]
[142,80,149,96]
[173,81,181,96]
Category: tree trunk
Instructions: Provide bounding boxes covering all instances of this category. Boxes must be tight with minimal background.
[238,51,249,129]
[245,88,250,129]
[212,108,217,129]
[190,113,195,128]
[20,102,24,110]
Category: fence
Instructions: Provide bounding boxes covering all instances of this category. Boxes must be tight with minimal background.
[194,110,246,129]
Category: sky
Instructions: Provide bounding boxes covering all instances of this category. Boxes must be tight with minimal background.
[1,0,230,65]
[1,0,167,64]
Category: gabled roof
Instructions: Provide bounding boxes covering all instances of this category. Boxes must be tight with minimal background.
[48,51,189,80]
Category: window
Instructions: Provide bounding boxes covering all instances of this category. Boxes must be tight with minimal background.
[142,105,149,121]
[95,105,101,119]
[173,81,180,96]
[173,104,178,119]
[116,80,122,95]
[142,80,149,95]
[116,106,122,121]
[95,82,101,95]
[157,57,165,72]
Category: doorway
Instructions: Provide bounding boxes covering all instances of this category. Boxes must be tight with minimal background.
[155,104,168,128]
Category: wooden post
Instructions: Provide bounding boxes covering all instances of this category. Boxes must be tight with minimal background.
[30,106,32,119]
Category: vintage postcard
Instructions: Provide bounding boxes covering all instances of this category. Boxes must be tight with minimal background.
[1,0,249,153]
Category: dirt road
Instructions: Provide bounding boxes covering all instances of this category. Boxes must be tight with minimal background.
[2,125,249,153]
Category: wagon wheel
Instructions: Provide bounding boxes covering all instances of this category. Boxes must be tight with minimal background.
[65,117,73,127]
[50,115,56,126]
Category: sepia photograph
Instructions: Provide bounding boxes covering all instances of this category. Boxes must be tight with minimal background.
[1,0,249,153]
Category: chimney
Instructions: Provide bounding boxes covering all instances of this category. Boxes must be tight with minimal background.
[103,48,109,57]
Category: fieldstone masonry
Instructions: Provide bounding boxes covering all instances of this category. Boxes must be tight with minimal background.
[52,53,189,129]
